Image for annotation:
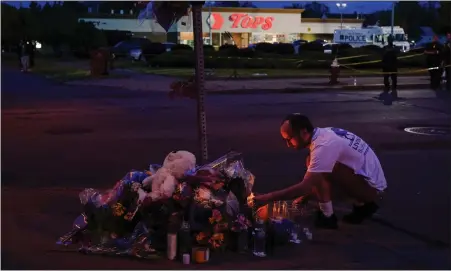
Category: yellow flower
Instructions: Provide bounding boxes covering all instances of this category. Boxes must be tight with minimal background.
[211,233,224,241]
[112,203,125,216]
[196,232,208,242]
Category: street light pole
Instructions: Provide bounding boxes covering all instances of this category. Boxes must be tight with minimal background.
[340,12,343,29]
[209,5,213,45]
[336,3,347,29]
[191,2,209,164]
[390,2,395,37]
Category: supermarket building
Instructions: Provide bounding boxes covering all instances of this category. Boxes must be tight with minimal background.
[80,7,364,47]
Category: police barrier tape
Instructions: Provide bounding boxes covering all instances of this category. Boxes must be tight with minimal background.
[123,52,425,67]
[295,52,424,68]
[337,52,425,67]
[151,52,425,66]
[115,44,430,62]
[340,64,451,75]
[205,54,373,62]
[140,65,447,77]
[115,49,433,72]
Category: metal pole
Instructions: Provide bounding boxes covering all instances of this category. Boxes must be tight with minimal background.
[209,5,213,45]
[192,3,209,164]
[340,12,343,29]
[391,2,395,36]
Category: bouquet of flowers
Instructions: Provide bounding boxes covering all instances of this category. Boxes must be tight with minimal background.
[56,151,258,259]
[80,171,152,237]
[57,169,163,257]
[195,209,228,251]
[230,214,252,232]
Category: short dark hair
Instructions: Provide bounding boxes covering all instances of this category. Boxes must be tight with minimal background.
[282,114,314,133]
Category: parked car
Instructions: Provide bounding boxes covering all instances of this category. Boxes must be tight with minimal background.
[313,39,328,44]
[292,39,308,46]
[323,43,339,54]
[130,42,176,61]
[111,38,152,59]
[292,39,308,54]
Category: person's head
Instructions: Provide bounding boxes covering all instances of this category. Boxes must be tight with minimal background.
[447,33,451,41]
[280,114,314,150]
[433,35,439,42]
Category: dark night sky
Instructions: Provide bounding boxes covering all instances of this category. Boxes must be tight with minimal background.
[5,1,396,14]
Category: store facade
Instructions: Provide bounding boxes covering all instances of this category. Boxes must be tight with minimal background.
[80,7,364,46]
[176,7,303,47]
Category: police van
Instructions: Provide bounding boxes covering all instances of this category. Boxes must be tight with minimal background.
[333,25,410,52]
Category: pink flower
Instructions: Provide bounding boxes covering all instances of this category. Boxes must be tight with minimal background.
[212,209,222,221]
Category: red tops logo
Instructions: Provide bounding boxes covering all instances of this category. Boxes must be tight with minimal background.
[229,13,274,30]
[208,13,274,31]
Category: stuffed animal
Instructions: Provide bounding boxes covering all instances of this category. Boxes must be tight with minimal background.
[139,150,196,203]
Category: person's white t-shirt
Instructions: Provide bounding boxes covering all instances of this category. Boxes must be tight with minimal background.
[307,127,387,191]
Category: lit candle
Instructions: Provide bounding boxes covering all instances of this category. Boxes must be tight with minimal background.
[276,201,282,219]
[272,202,277,218]
[282,201,288,218]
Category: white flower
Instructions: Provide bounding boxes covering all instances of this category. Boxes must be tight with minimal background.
[196,187,212,201]
[211,198,224,206]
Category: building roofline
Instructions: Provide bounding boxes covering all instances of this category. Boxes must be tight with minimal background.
[80,13,137,19]
[201,7,304,14]
[302,18,364,23]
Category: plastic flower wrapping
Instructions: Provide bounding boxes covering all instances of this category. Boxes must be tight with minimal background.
[56,151,258,259]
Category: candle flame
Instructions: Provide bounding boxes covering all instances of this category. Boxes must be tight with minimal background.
[247,193,255,207]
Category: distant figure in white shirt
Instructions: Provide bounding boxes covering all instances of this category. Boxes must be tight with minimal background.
[254,113,387,229]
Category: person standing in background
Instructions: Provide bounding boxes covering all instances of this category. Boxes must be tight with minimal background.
[424,36,443,90]
[19,39,32,72]
[29,40,36,70]
[16,40,24,70]
[380,35,398,99]
[441,33,451,91]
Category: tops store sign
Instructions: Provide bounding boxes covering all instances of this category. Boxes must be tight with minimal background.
[178,11,301,33]
[208,13,274,31]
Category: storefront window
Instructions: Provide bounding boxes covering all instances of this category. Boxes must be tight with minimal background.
[181,39,194,47]
[287,33,301,43]
[221,33,235,46]
[275,34,286,43]
[212,33,220,47]
[250,33,297,44]
[250,33,268,44]
[203,37,211,45]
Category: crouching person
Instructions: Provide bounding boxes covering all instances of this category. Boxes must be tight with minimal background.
[254,114,387,229]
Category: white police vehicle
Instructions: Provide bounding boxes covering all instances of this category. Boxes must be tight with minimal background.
[333,25,410,52]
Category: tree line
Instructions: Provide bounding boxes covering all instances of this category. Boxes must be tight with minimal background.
[1,1,110,55]
[0,1,145,55]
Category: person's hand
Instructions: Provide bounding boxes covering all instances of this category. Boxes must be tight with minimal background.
[253,193,273,207]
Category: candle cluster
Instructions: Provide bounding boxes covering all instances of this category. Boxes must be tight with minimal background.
[272,201,289,220]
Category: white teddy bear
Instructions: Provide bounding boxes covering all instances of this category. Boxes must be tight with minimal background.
[137,150,196,203]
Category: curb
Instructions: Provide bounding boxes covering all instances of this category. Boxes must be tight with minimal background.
[207,84,431,95]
